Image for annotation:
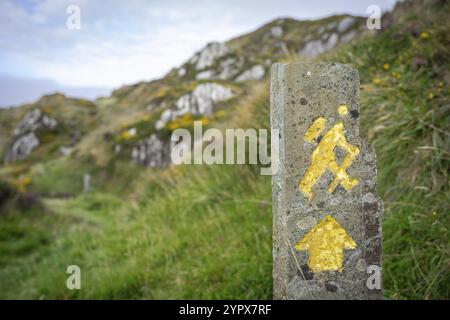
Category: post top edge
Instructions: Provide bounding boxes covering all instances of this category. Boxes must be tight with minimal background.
[271,62,357,73]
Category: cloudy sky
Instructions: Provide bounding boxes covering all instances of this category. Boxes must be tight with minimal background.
[0,0,396,107]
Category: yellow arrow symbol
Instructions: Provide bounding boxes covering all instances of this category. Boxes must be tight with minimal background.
[295,215,356,273]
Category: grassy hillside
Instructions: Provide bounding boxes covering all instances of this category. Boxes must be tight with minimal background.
[0,84,273,299]
[0,0,448,299]
[323,1,449,298]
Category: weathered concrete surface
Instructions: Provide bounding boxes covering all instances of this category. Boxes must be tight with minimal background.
[271,62,383,300]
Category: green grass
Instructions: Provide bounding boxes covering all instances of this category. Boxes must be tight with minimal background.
[323,14,449,299]
[0,164,273,299]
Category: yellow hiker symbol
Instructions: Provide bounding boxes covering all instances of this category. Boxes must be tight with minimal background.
[295,215,356,272]
[299,104,360,200]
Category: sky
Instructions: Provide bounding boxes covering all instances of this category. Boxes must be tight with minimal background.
[0,0,397,107]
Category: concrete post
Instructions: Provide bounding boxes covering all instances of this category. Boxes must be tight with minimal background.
[271,62,383,300]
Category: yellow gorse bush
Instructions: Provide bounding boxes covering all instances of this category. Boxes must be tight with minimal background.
[391,71,401,79]
[420,31,429,39]
[121,130,131,140]
[41,106,52,114]
[215,110,227,118]
[167,113,195,130]
[166,113,211,131]
[15,176,32,193]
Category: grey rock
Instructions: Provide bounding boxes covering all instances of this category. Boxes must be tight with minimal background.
[13,108,57,137]
[60,146,74,156]
[6,132,39,162]
[271,62,383,300]
[156,109,173,130]
[194,42,229,70]
[235,65,265,82]
[337,17,355,33]
[327,22,338,30]
[156,83,233,130]
[13,109,42,137]
[340,30,357,44]
[5,108,58,162]
[299,33,338,57]
[271,26,283,37]
[177,67,186,77]
[131,134,168,167]
[277,42,289,55]
[147,103,157,111]
[196,69,215,80]
[194,57,243,81]
[217,57,242,80]
[42,115,57,129]
[189,54,199,65]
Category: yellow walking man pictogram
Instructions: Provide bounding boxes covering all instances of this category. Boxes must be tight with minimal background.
[299,104,360,200]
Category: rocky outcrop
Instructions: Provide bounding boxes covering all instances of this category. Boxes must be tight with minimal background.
[340,30,357,44]
[60,146,74,156]
[194,56,245,81]
[5,133,40,162]
[218,57,243,80]
[191,42,229,71]
[337,16,356,33]
[270,26,283,38]
[299,16,359,57]
[131,134,168,167]
[235,65,265,82]
[130,16,365,169]
[196,70,215,80]
[13,109,57,137]
[300,33,339,57]
[4,109,58,162]
[155,83,233,130]
[177,16,363,82]
[177,67,186,77]
[131,83,233,167]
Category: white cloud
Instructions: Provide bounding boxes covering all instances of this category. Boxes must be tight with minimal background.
[0,0,397,90]
[1,0,249,87]
[30,15,245,87]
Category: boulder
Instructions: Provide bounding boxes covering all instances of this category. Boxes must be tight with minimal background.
[340,30,357,44]
[196,70,215,80]
[194,42,229,70]
[337,16,355,33]
[4,108,58,162]
[5,132,39,162]
[155,83,233,130]
[270,26,283,37]
[177,67,186,77]
[217,57,242,80]
[235,65,265,82]
[299,33,338,57]
[131,134,167,167]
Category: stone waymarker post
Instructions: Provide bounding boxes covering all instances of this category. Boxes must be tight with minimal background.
[271,62,383,300]
[83,174,91,193]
